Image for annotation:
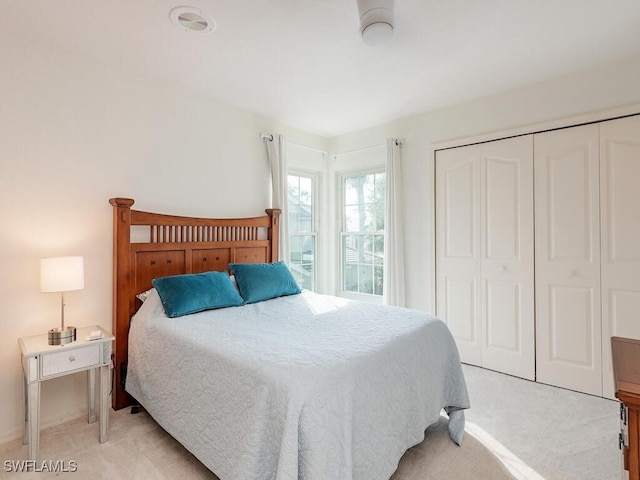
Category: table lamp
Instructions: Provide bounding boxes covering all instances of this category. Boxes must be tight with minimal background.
[40,256,84,345]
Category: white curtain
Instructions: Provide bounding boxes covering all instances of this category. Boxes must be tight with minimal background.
[383,138,406,307]
[264,134,289,264]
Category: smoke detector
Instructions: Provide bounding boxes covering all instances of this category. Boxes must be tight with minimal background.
[357,0,394,45]
[169,6,216,34]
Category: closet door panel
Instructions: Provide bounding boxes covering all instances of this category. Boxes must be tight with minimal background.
[549,286,596,365]
[436,145,482,366]
[485,159,518,258]
[600,115,640,399]
[445,278,477,342]
[535,124,602,396]
[481,136,535,380]
[485,280,520,350]
[547,153,591,259]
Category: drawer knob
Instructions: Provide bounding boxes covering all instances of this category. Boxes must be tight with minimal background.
[69,356,76,363]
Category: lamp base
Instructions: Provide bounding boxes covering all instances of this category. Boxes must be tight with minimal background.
[48,326,76,345]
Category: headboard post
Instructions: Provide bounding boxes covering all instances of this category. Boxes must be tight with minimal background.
[109,197,135,410]
[266,208,281,262]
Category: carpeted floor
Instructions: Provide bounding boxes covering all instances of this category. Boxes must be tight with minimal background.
[0,364,621,479]
[0,408,515,480]
[462,364,620,480]
[390,417,516,480]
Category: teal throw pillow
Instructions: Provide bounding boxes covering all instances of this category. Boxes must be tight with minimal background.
[229,261,301,304]
[152,271,244,318]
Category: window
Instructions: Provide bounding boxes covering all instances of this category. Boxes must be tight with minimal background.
[340,170,385,297]
[287,173,317,291]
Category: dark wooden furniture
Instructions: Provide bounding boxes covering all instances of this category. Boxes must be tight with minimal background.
[612,336,640,480]
[109,198,281,410]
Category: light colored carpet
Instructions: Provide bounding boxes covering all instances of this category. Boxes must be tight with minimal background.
[0,408,514,479]
[0,364,621,479]
[390,417,516,480]
[462,364,620,480]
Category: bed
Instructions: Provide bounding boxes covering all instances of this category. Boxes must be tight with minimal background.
[109,198,470,480]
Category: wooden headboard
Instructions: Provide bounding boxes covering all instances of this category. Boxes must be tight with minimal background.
[109,198,281,410]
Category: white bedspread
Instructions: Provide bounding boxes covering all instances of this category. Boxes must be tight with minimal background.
[126,289,469,480]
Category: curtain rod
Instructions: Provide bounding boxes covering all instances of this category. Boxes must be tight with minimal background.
[263,135,403,153]
[332,143,386,157]
[261,133,328,155]
[285,141,329,155]
[334,138,404,157]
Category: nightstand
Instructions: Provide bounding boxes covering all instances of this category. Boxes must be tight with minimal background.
[18,325,114,460]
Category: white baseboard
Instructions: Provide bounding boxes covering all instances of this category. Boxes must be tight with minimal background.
[0,407,89,446]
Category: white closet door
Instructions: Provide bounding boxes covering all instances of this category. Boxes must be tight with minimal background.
[436,145,482,366]
[535,124,602,396]
[600,115,640,399]
[436,136,534,378]
[480,136,535,380]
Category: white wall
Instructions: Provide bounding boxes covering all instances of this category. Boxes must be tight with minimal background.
[330,54,640,314]
[0,33,327,441]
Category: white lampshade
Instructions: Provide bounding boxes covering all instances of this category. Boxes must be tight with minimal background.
[40,256,85,293]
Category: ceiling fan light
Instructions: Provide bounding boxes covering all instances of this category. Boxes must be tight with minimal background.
[357,0,394,45]
[362,22,393,45]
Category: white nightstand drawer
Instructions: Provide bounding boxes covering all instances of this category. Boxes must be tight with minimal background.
[41,344,100,378]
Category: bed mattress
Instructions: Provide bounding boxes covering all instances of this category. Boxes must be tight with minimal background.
[126,289,469,480]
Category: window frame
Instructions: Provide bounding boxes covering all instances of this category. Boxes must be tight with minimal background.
[337,166,385,304]
[287,169,320,292]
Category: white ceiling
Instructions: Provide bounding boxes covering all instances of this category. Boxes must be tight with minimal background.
[3,0,640,137]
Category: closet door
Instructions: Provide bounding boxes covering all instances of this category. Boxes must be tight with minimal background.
[436,136,534,379]
[480,136,534,380]
[535,124,602,396]
[436,144,482,365]
[600,115,640,399]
